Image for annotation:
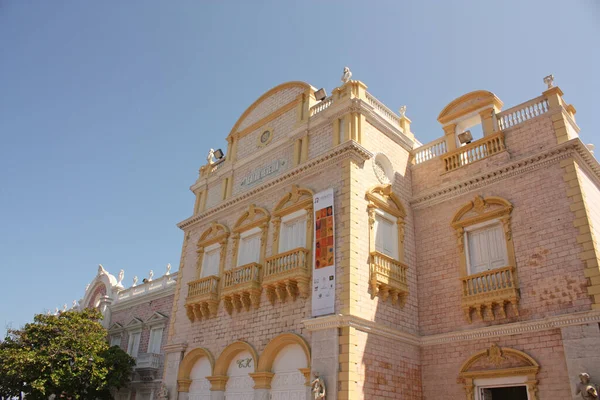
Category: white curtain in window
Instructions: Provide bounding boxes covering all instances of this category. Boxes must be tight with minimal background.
[127,332,141,357]
[375,213,397,259]
[237,232,261,266]
[467,223,508,274]
[148,327,163,354]
[201,247,220,277]
[280,216,306,252]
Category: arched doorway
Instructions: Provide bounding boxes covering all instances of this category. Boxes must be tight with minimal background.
[188,357,211,400]
[224,349,255,399]
[271,343,308,399]
[458,344,540,400]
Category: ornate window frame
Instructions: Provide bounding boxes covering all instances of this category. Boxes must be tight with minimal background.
[451,195,519,322]
[263,186,313,304]
[221,204,270,314]
[196,222,230,279]
[458,345,540,400]
[366,184,406,261]
[271,185,314,254]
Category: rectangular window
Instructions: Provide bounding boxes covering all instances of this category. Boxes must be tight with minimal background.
[466,222,508,275]
[374,211,398,259]
[201,244,220,277]
[280,210,307,253]
[148,327,164,354]
[127,331,141,358]
[110,335,121,347]
[237,229,261,266]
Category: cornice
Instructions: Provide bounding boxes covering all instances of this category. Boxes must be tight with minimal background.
[163,342,188,354]
[302,309,600,347]
[410,139,592,209]
[111,282,176,312]
[178,141,373,230]
[421,309,600,346]
[302,314,420,347]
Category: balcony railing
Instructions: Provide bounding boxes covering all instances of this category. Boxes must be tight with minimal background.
[263,248,311,304]
[310,97,334,116]
[412,137,448,164]
[365,91,401,128]
[135,353,162,370]
[497,96,549,130]
[460,266,519,322]
[442,131,506,172]
[369,252,409,306]
[221,263,262,314]
[185,276,220,322]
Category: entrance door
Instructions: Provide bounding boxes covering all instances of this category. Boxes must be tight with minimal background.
[479,385,528,400]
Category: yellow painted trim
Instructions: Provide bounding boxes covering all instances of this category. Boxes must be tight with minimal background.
[213,341,259,376]
[256,333,310,372]
[438,90,503,125]
[451,195,518,322]
[227,81,312,141]
[177,347,215,390]
[458,346,540,400]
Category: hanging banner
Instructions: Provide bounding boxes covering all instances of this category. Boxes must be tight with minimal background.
[312,188,336,317]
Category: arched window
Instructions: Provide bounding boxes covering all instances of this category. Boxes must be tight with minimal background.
[451,195,518,322]
[366,184,408,306]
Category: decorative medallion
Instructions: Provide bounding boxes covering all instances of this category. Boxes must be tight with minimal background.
[487,344,506,366]
[257,128,273,147]
[373,153,394,184]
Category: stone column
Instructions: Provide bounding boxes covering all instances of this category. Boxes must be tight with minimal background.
[561,323,600,396]
[310,328,339,400]
[250,371,274,400]
[207,376,228,400]
[443,123,457,151]
[163,343,187,400]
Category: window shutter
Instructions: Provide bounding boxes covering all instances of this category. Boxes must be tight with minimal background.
[238,233,261,266]
[128,332,140,357]
[148,327,163,354]
[375,214,397,259]
[280,217,306,252]
[467,223,508,274]
[201,248,220,277]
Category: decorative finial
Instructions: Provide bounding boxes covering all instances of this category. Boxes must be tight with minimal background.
[148,270,154,282]
[54,307,59,315]
[399,105,407,118]
[46,310,51,315]
[132,276,138,287]
[85,283,90,292]
[543,74,554,89]
[72,300,78,309]
[341,67,352,84]
[62,304,68,312]
[165,263,171,276]
[117,269,124,286]
[207,149,215,165]
[97,264,107,276]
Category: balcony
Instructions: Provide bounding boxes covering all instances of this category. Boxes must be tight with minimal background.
[185,276,220,322]
[442,132,506,172]
[263,248,311,304]
[221,263,262,314]
[369,252,409,306]
[135,352,163,381]
[461,266,519,322]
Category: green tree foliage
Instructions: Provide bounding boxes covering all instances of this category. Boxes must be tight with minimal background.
[0,308,135,400]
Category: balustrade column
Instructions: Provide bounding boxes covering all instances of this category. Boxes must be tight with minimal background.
[443,123,457,151]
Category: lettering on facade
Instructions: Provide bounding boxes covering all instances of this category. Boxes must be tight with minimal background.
[236,357,253,368]
[240,159,286,187]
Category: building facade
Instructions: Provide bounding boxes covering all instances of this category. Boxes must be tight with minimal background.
[80,265,177,400]
[159,74,600,400]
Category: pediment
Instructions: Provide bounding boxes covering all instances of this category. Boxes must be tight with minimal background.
[146,311,168,327]
[234,204,270,232]
[452,196,512,227]
[108,322,124,333]
[438,90,503,125]
[228,81,312,139]
[460,345,539,376]
[274,185,314,216]
[125,317,144,330]
[198,222,229,247]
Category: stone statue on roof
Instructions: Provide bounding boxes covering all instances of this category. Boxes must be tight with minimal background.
[341,67,352,84]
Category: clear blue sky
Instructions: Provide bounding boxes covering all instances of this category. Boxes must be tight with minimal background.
[1,1,598,335]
